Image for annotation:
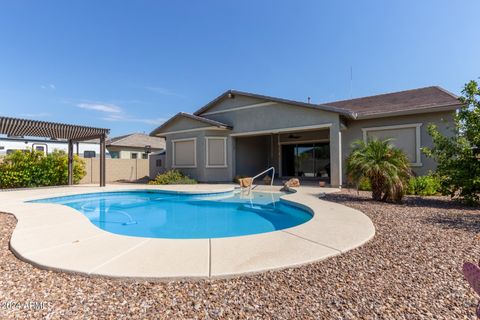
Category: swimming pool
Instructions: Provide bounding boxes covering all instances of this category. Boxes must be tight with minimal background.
[30,190,312,239]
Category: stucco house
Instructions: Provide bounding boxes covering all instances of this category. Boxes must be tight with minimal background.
[106,133,165,159]
[150,86,461,186]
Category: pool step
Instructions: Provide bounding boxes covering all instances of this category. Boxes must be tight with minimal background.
[238,204,277,214]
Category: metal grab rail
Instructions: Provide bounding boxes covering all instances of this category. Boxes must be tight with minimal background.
[248,166,275,193]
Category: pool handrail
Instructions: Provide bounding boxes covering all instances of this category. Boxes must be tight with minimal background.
[248,166,275,193]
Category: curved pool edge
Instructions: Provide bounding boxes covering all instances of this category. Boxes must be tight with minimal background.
[1,184,375,281]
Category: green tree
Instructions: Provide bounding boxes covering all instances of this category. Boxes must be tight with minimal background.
[423,80,480,205]
[346,139,412,202]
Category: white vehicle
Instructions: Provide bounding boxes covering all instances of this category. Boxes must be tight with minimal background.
[0,136,107,158]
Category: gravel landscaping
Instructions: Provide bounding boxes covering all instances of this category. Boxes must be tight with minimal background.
[0,190,479,319]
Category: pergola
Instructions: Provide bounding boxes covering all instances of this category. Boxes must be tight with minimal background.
[0,116,110,187]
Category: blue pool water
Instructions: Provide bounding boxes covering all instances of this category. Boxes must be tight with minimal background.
[30,190,312,239]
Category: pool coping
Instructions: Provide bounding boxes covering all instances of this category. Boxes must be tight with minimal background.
[0,184,375,281]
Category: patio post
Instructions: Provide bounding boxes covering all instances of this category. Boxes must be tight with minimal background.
[100,134,106,187]
[67,139,74,185]
[329,123,342,187]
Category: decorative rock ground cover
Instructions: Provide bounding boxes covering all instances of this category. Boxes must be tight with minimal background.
[0,190,479,319]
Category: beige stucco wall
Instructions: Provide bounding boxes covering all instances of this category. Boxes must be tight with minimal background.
[342,111,455,179]
[80,158,150,183]
[163,129,233,182]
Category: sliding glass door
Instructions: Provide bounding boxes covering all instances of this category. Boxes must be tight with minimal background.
[281,142,330,178]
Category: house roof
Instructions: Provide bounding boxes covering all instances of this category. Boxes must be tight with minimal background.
[193,89,353,117]
[323,86,460,119]
[150,112,232,136]
[107,133,165,149]
[150,86,462,136]
[193,87,461,120]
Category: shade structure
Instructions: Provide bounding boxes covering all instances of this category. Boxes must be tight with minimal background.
[0,116,110,187]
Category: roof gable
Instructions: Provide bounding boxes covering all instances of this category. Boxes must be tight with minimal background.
[150,112,231,136]
[193,90,353,117]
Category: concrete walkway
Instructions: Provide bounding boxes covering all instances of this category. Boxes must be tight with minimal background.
[0,184,375,280]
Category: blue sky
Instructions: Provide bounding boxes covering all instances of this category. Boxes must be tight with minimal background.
[0,1,479,137]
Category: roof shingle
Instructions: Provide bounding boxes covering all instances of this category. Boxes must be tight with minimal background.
[322,86,460,118]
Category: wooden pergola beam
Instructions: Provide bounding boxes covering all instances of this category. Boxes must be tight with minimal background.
[68,140,74,185]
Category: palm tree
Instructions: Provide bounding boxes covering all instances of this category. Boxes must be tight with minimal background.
[346,139,412,202]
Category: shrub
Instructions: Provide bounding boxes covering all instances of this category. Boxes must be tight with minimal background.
[346,139,412,202]
[423,80,480,205]
[407,175,441,196]
[149,169,197,185]
[39,150,86,185]
[0,150,86,188]
[358,178,372,191]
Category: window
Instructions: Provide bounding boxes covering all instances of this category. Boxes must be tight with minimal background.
[362,123,422,166]
[83,150,96,158]
[35,146,45,152]
[131,153,138,159]
[110,151,120,159]
[205,137,227,168]
[142,153,148,159]
[281,142,330,177]
[172,138,196,168]
[156,159,162,167]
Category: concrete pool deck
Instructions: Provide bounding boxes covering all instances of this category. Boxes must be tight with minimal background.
[0,184,375,280]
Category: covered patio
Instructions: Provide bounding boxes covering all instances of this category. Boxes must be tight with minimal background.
[0,116,110,187]
[232,126,337,184]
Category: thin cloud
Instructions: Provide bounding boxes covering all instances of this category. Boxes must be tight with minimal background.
[145,86,186,98]
[19,112,50,118]
[76,103,122,113]
[41,84,56,90]
[74,99,166,125]
[102,114,167,125]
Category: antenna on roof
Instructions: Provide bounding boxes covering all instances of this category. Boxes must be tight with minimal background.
[350,66,353,98]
